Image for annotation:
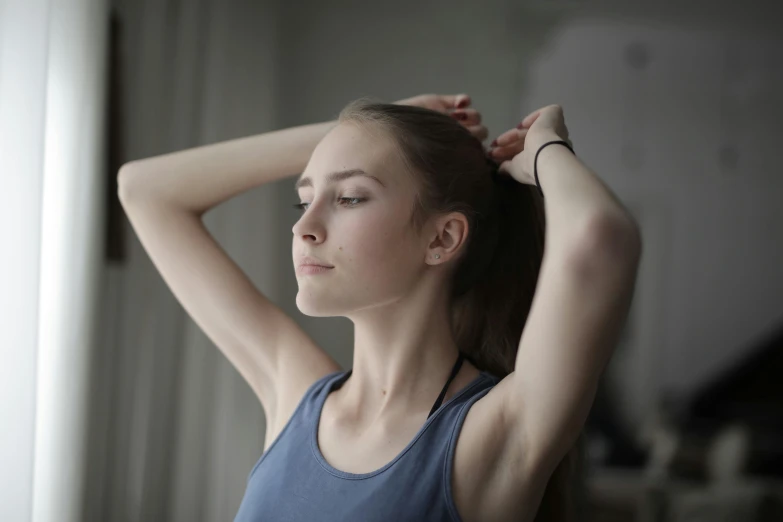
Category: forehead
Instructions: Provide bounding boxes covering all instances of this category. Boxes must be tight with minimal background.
[304,122,405,188]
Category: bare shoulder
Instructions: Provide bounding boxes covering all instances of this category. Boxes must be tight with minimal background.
[450,374,551,522]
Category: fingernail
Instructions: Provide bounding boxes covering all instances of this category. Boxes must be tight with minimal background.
[491,139,498,147]
[457,98,468,108]
[516,122,524,129]
[455,111,467,120]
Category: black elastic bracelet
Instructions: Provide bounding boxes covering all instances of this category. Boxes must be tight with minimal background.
[534,140,575,198]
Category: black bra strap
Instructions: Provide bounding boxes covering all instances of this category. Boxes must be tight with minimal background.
[427,351,465,419]
[342,351,467,420]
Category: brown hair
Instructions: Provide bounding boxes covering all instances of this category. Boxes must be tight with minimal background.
[338,97,583,522]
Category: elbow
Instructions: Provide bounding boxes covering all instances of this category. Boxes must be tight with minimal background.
[117,161,140,185]
[117,162,145,202]
[570,212,642,273]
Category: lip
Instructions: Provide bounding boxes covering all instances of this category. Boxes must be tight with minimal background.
[297,255,334,268]
[297,265,334,275]
[296,255,334,275]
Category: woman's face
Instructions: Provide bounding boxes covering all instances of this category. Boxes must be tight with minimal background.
[292,122,428,317]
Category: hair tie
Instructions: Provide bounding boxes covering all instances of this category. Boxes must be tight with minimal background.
[534,140,575,198]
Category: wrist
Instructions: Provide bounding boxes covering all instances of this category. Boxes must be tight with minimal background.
[530,135,574,195]
[537,140,572,166]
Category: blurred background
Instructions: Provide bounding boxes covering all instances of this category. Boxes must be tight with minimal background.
[2,0,782,520]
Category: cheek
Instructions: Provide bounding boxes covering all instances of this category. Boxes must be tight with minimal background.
[340,212,417,276]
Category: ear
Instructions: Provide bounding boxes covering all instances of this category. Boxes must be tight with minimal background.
[426,211,469,264]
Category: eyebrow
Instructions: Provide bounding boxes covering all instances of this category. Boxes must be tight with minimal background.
[294,169,386,192]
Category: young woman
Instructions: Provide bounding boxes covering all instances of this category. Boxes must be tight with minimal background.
[119,93,642,522]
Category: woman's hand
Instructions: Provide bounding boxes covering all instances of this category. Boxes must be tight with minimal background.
[393,93,489,143]
[487,104,573,186]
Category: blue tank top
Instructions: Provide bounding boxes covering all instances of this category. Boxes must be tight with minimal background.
[233,367,500,522]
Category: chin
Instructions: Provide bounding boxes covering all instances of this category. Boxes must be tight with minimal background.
[295,290,342,317]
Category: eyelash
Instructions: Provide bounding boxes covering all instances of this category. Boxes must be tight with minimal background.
[292,197,365,212]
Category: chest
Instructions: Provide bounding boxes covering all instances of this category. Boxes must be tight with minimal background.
[262,376,540,522]
[313,397,508,522]
[315,401,428,475]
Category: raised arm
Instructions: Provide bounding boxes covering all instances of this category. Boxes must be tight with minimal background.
[496,105,642,469]
[116,119,344,423]
[118,120,338,214]
[456,106,642,515]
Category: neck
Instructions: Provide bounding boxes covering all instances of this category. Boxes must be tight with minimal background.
[334,287,476,427]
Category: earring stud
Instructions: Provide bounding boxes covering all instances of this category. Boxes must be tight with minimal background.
[434,254,440,259]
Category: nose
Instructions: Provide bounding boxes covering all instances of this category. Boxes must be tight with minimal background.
[292,209,325,244]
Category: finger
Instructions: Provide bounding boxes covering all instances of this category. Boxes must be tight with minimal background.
[521,104,562,129]
[451,108,482,125]
[467,125,489,142]
[440,93,471,109]
[492,128,527,147]
[487,142,524,161]
[520,110,543,129]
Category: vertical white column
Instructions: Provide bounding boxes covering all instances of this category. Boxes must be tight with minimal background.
[32,0,109,521]
[0,1,52,521]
